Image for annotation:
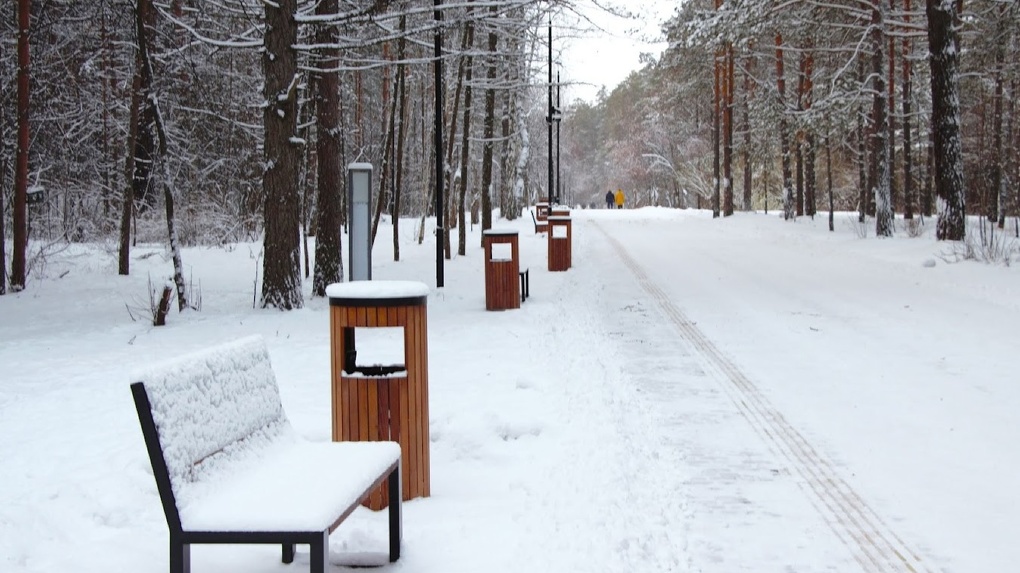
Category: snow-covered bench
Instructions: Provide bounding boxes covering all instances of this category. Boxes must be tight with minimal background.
[129,335,401,573]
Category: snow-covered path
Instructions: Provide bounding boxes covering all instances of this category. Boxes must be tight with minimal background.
[581,211,1020,572]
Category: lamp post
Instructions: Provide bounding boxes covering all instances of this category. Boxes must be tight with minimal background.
[434,0,444,288]
[546,18,554,207]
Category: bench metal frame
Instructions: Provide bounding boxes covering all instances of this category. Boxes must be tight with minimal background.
[131,382,401,573]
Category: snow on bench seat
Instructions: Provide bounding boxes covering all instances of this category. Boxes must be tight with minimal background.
[182,439,399,531]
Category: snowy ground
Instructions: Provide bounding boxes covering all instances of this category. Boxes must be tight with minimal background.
[1,208,1018,573]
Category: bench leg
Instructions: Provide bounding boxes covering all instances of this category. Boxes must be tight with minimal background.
[282,543,295,564]
[388,465,402,562]
[310,531,329,573]
[169,534,190,573]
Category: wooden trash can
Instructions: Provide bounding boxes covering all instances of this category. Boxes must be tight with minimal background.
[483,229,521,311]
[326,280,430,510]
[547,215,572,272]
[551,205,570,217]
[535,202,550,234]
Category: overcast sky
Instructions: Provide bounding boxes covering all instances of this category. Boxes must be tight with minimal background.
[558,1,674,104]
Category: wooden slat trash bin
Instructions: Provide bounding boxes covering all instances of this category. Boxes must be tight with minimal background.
[483,229,521,311]
[547,215,572,272]
[534,201,550,234]
[326,280,430,510]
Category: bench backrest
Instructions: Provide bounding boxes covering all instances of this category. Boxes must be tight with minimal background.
[130,335,289,530]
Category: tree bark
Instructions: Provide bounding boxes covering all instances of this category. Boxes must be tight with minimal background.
[137,0,187,311]
[775,33,794,221]
[802,47,816,218]
[393,16,408,261]
[12,0,31,291]
[722,43,734,217]
[457,18,476,257]
[826,136,835,231]
[260,0,303,309]
[992,4,1007,228]
[0,117,6,294]
[312,0,344,297]
[927,0,966,240]
[903,0,915,220]
[479,6,499,242]
[858,57,868,223]
[372,48,397,248]
[712,40,722,218]
[741,55,754,211]
[887,0,898,216]
[130,0,158,216]
[871,5,894,238]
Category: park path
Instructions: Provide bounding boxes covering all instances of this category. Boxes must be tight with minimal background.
[586,218,938,573]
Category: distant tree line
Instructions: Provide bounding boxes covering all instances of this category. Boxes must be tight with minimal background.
[561,0,1018,242]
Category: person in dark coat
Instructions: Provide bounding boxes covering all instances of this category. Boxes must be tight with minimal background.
[605,190,615,209]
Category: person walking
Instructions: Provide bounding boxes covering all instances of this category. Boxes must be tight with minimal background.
[614,188,625,209]
[605,190,615,209]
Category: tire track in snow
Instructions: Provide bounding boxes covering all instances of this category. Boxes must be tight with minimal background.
[593,221,935,573]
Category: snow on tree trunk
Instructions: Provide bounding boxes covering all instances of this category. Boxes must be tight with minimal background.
[872,5,894,238]
[775,34,795,221]
[926,0,966,241]
[260,0,303,309]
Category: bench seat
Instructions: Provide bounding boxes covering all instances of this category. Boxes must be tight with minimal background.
[181,439,400,532]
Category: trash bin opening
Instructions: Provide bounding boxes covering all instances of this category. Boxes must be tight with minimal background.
[349,326,404,371]
[490,242,513,262]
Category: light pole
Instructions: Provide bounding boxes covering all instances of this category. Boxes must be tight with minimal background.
[546,18,554,206]
[434,0,444,288]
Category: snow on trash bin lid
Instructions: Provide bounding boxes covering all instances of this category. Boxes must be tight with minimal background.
[326,280,429,301]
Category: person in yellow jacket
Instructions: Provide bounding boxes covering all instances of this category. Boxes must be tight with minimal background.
[614,188,625,209]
